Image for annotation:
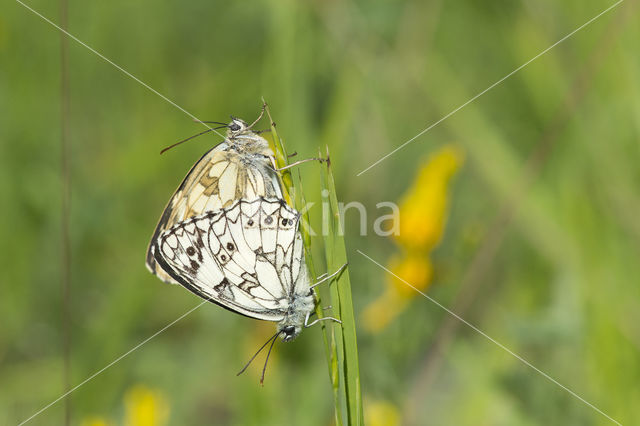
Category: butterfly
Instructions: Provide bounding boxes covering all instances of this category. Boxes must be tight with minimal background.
[149,197,341,342]
[146,116,284,284]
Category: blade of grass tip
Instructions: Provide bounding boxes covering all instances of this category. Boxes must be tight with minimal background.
[320,152,347,425]
[264,102,294,203]
[263,102,342,424]
[323,146,363,426]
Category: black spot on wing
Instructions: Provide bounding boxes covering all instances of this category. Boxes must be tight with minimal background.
[214,277,230,294]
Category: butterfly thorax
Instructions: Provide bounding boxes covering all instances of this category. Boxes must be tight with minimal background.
[228,133,272,157]
[226,118,273,158]
[278,291,315,342]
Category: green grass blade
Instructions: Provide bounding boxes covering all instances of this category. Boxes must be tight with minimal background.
[263,103,293,204]
[321,147,363,426]
[264,103,343,425]
[298,174,343,426]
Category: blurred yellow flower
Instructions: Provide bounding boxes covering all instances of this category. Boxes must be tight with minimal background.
[80,384,169,426]
[365,399,401,426]
[81,417,114,426]
[362,254,432,332]
[362,288,408,333]
[386,253,433,297]
[394,145,463,251]
[363,145,463,333]
[124,385,170,426]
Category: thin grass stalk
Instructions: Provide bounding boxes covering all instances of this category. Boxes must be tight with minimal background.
[319,156,347,423]
[264,104,343,425]
[321,147,363,425]
[59,0,72,423]
[297,174,343,426]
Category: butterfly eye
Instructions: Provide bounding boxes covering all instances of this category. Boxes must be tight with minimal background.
[226,242,235,251]
[283,326,295,336]
[265,216,273,225]
[229,118,246,132]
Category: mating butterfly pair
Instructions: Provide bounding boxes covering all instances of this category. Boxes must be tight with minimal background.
[146,113,339,345]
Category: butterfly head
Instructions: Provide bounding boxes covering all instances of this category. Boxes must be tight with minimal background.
[279,325,300,342]
[277,292,315,342]
[227,117,250,136]
[226,116,271,155]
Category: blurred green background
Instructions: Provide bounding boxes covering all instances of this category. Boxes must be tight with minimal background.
[1,0,639,425]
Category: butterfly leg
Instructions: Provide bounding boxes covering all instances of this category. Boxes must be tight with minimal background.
[305,305,334,321]
[304,302,333,321]
[275,157,328,172]
[249,102,268,128]
[315,272,329,281]
[309,263,348,290]
[304,312,342,328]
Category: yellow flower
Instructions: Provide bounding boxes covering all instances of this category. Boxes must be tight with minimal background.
[362,254,432,332]
[124,385,170,426]
[386,252,433,297]
[365,399,401,426]
[394,145,463,251]
[81,417,114,426]
[362,145,463,333]
[362,289,408,333]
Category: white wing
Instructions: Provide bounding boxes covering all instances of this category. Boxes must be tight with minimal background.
[151,198,304,321]
[146,143,283,284]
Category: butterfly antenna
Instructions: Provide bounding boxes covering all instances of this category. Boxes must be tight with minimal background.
[236,330,280,378]
[260,331,280,386]
[160,126,227,154]
[192,120,229,125]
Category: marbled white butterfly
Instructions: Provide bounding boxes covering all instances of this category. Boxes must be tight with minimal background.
[149,197,340,342]
[146,115,283,284]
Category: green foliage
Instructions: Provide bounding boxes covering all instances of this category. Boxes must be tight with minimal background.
[268,102,363,426]
[1,0,638,425]
[321,152,364,426]
[265,104,346,425]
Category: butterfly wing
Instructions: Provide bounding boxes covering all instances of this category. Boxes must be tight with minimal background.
[151,198,302,321]
[146,144,283,284]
